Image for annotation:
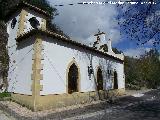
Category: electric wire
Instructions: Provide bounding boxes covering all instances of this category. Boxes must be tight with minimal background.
[8,47,33,74]
[42,50,79,103]
[48,1,157,7]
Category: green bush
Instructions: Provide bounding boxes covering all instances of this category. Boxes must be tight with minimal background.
[0,92,11,98]
[125,49,160,90]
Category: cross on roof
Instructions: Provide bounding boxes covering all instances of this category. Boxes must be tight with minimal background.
[94,29,105,36]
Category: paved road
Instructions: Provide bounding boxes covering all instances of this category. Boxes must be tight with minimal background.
[83,100,160,120]
[65,89,160,120]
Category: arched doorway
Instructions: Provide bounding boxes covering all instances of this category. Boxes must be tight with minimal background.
[97,68,103,90]
[68,63,79,94]
[113,71,118,89]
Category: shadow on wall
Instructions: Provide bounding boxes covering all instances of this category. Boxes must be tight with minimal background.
[16,37,35,50]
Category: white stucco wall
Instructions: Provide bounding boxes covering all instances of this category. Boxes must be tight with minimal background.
[7,13,20,93]
[41,37,125,95]
[8,36,34,95]
[7,13,20,60]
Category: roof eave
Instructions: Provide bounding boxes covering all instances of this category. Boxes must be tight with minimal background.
[16,29,124,62]
[5,1,52,22]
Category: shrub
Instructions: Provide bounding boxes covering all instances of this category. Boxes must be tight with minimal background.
[0,92,11,98]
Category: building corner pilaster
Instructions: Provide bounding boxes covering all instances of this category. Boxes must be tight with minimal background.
[17,9,28,37]
[31,36,43,111]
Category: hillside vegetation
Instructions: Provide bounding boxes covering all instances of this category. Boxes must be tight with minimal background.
[125,49,160,89]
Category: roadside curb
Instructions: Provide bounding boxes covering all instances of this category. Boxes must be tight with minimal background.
[0,100,108,120]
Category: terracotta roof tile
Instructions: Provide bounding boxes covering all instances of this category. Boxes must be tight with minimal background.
[16,29,124,62]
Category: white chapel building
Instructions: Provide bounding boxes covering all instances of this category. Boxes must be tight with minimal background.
[7,2,125,111]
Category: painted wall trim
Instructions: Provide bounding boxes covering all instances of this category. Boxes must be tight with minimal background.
[31,36,43,111]
[66,59,81,93]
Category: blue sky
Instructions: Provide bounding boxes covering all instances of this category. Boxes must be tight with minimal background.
[48,0,160,58]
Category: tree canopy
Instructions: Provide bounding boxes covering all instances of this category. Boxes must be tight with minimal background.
[24,0,57,15]
[117,0,160,47]
[0,0,57,21]
[125,49,160,89]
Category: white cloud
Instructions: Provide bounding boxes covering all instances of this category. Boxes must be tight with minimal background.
[124,47,151,58]
[48,0,120,45]
[147,38,155,46]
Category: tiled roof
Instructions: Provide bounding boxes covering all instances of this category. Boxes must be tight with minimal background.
[16,29,124,62]
[5,1,52,21]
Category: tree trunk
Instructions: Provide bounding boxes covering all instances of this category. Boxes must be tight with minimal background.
[0,21,8,91]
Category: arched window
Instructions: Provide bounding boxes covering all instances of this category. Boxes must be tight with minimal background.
[11,18,17,29]
[97,68,103,90]
[113,71,118,89]
[68,63,79,94]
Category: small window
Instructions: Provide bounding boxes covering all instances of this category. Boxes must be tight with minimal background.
[88,66,93,75]
[108,70,112,75]
[113,71,118,89]
[11,18,17,29]
[97,68,103,90]
[29,17,40,29]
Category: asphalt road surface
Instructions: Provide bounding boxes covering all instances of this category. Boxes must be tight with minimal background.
[83,100,160,120]
[66,89,160,120]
